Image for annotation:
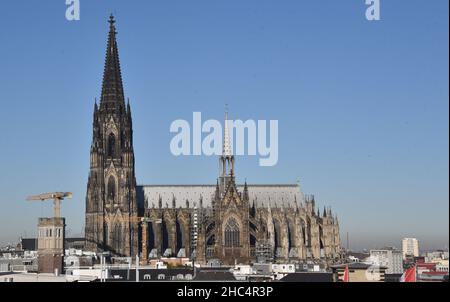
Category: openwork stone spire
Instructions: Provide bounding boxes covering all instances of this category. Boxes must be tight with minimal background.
[85,15,138,257]
[100,14,125,112]
[219,105,235,194]
[223,106,233,157]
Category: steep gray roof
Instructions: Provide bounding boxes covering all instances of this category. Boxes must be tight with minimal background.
[137,184,304,209]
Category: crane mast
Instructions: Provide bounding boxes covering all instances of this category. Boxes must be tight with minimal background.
[26,192,72,218]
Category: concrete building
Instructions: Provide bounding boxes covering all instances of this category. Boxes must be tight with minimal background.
[435,262,449,273]
[279,272,334,282]
[346,252,369,263]
[232,264,254,280]
[0,257,37,273]
[332,263,387,282]
[369,249,404,274]
[402,238,419,259]
[0,272,66,283]
[272,263,296,280]
[416,261,449,282]
[425,250,449,262]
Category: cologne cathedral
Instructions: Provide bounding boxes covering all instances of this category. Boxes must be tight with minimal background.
[85,16,342,265]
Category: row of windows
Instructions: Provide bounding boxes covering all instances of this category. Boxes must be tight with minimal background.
[142,273,193,281]
[39,228,62,238]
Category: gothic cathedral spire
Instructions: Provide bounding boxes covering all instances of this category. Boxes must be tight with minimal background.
[219,106,235,194]
[85,15,139,257]
[100,14,125,113]
[223,106,233,158]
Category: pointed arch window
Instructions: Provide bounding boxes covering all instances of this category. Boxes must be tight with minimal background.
[107,176,116,204]
[300,220,305,245]
[224,218,240,247]
[112,223,122,254]
[104,223,109,246]
[273,219,281,249]
[108,133,116,157]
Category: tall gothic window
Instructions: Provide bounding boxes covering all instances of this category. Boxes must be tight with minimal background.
[104,223,109,246]
[112,223,122,254]
[108,133,116,157]
[306,219,312,247]
[273,220,281,248]
[107,176,116,204]
[224,218,240,247]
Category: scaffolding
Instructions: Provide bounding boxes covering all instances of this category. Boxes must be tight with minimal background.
[255,241,274,263]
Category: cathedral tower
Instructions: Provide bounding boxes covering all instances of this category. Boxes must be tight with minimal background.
[85,15,139,257]
[212,109,251,264]
[219,108,235,195]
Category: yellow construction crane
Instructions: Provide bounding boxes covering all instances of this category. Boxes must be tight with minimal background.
[26,192,72,218]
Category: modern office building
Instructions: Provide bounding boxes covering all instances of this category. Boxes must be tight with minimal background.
[402,238,419,259]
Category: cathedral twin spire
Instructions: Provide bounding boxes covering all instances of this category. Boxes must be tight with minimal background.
[219,106,235,194]
[100,14,126,113]
[85,15,138,257]
[223,107,233,158]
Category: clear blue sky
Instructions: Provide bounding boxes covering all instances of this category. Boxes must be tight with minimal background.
[0,0,448,251]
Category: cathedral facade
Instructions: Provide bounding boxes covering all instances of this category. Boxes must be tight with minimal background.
[85,16,342,265]
[84,15,139,257]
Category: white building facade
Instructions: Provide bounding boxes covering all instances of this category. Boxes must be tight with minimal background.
[402,238,419,259]
[369,249,404,274]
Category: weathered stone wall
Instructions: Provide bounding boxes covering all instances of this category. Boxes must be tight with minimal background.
[141,198,342,264]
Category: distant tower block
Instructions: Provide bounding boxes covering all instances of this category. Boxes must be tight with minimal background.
[37,217,65,274]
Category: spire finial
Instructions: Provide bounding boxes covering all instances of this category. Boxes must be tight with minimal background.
[108,14,116,33]
[100,13,125,111]
[223,105,232,157]
[109,14,115,25]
